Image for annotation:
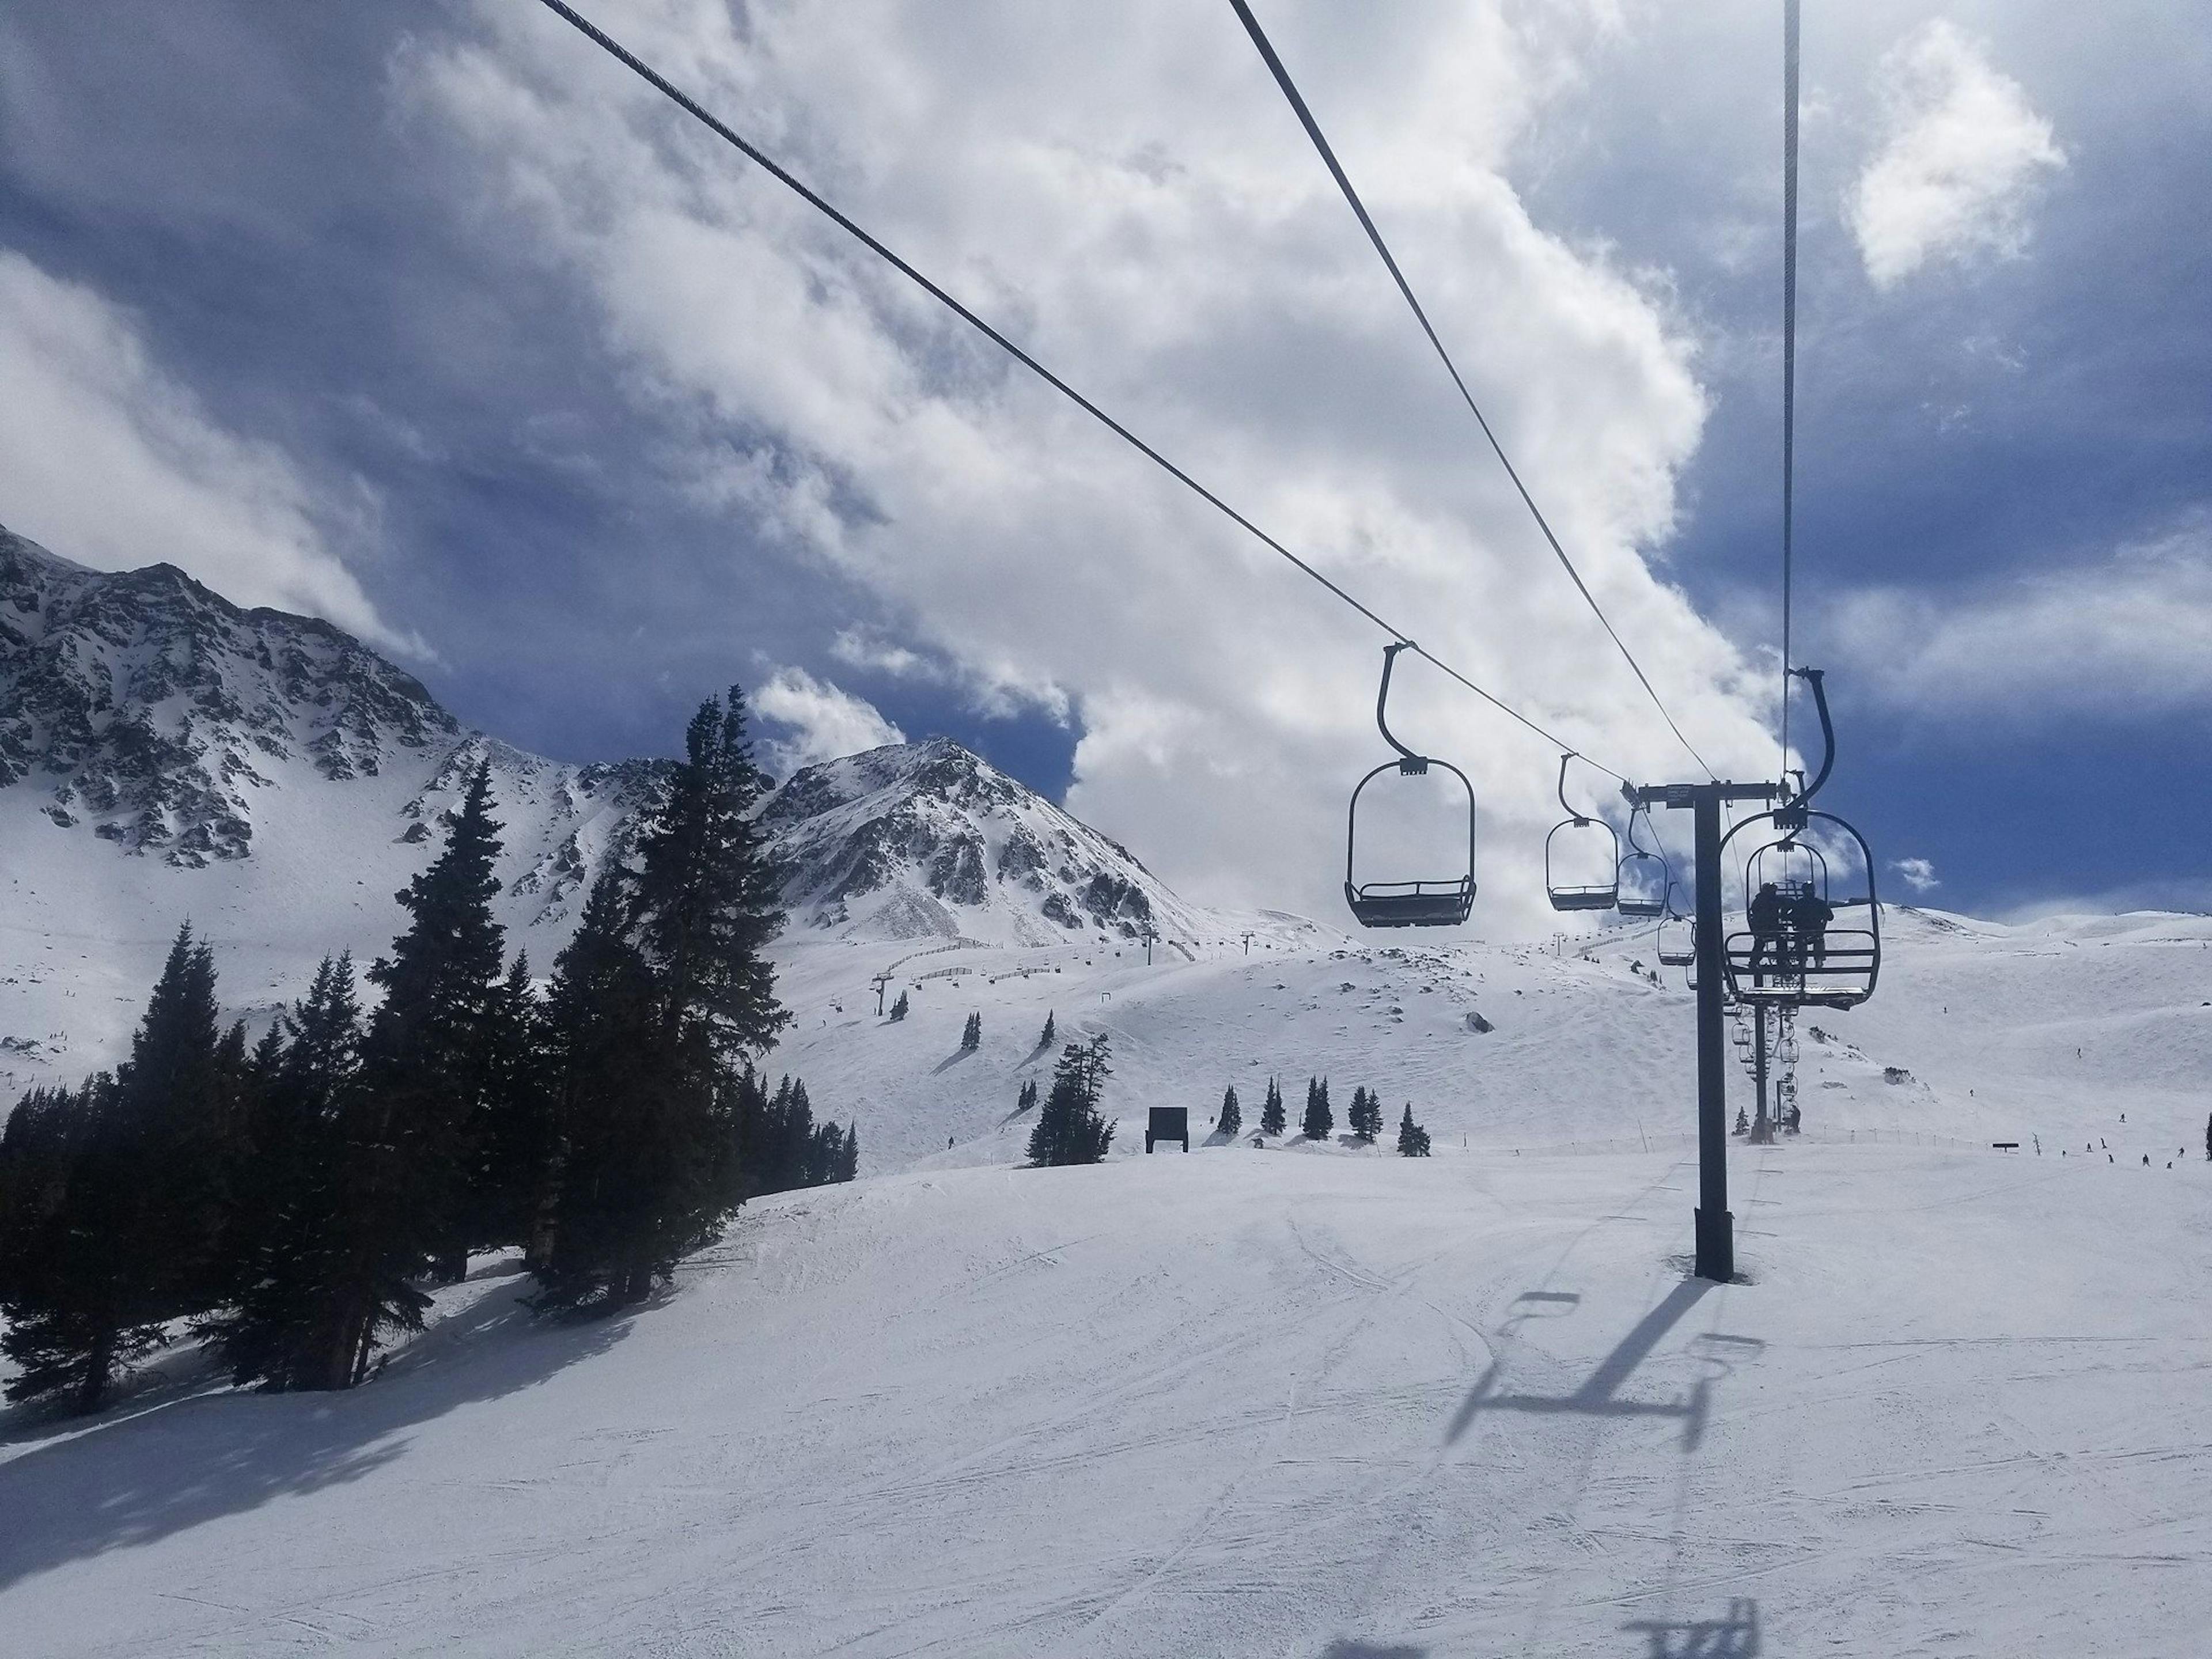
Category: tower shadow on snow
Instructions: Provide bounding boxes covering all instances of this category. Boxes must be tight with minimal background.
[1622,1597,1760,1656]
[1449,1280,1765,1452]
[0,1279,630,1591]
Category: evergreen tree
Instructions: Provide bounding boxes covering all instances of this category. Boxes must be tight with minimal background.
[1,924,230,1410]
[204,955,371,1390]
[528,866,671,1313]
[1026,1035,1116,1166]
[538,688,790,1313]
[1349,1086,1382,1141]
[1259,1076,1286,1137]
[961,1011,982,1051]
[369,761,509,1286]
[1396,1104,1431,1158]
[122,924,233,1312]
[889,990,910,1022]
[1038,1011,1055,1050]
[283,769,509,1387]
[1015,1078,1039,1115]
[632,687,789,1060]
[728,1069,857,1196]
[1218,1085,1241,1138]
[465,953,550,1253]
[1302,1076,1332,1142]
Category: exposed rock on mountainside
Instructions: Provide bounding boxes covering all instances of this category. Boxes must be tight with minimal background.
[1,528,455,865]
[762,739,1203,945]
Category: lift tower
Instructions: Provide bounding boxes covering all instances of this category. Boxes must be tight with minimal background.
[1626,778,1781,1282]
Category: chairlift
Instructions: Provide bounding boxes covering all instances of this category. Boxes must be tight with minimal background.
[1655,884,1696,968]
[1615,802,1669,918]
[1544,754,1619,911]
[1344,643,1477,929]
[1719,669,1881,1010]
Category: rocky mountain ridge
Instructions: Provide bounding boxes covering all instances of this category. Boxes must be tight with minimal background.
[0,527,1200,952]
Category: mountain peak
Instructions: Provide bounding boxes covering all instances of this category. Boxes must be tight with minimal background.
[763,739,1191,945]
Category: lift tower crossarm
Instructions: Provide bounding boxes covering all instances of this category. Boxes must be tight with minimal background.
[1624,779,1783,1282]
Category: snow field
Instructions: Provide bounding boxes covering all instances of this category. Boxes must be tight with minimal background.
[3,1137,2207,1655]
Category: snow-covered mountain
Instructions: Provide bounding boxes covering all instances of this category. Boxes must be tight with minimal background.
[0,527,1233,1090]
[759,738,1205,947]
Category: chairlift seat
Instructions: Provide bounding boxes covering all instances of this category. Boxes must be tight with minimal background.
[1547,884,1619,912]
[1345,878,1475,930]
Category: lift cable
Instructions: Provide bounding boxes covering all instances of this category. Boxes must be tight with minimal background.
[532,0,1633,782]
[1779,0,1801,776]
[1228,0,1718,783]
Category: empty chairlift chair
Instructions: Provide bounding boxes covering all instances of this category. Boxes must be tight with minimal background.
[1654,883,1697,969]
[1615,804,1669,918]
[1545,754,1620,912]
[1344,643,1478,929]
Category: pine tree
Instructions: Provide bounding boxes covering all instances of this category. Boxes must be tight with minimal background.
[889,990,910,1022]
[632,687,790,1060]
[537,688,790,1312]
[1038,1011,1055,1050]
[285,769,508,1388]
[1016,1078,1039,1115]
[204,955,370,1390]
[1218,1085,1241,1138]
[1349,1086,1381,1141]
[467,954,550,1252]
[1026,1035,1116,1166]
[528,866,669,1312]
[962,1012,982,1051]
[370,762,509,1286]
[1396,1104,1431,1157]
[1260,1076,1286,1137]
[834,1123,859,1183]
[1303,1076,1332,1142]
[1,924,231,1410]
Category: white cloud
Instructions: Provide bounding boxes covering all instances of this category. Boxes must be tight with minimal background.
[0,249,418,653]
[1890,857,1940,893]
[1848,21,2066,288]
[1830,515,2212,719]
[407,0,1779,927]
[755,665,904,772]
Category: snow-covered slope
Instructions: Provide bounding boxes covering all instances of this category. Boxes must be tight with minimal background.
[748,902,2212,1175]
[4,1037,2207,1656]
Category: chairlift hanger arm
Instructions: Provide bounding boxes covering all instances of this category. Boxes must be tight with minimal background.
[1790,666,1835,805]
[1375,641,1423,767]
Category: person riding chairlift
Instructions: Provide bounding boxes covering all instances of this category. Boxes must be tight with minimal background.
[1748,879,1836,976]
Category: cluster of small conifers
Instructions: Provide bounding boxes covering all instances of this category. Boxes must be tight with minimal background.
[1005,1025,1435,1164]
[0,688,853,1415]
[1219,1077,1431,1156]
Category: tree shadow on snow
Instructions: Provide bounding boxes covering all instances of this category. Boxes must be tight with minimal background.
[931,1047,978,1075]
[1321,1642,1427,1658]
[0,1279,629,1591]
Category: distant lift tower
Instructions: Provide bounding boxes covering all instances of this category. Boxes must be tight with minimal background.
[1626,778,1782,1282]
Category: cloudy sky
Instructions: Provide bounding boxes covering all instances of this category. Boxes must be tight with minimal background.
[2,1,2205,929]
